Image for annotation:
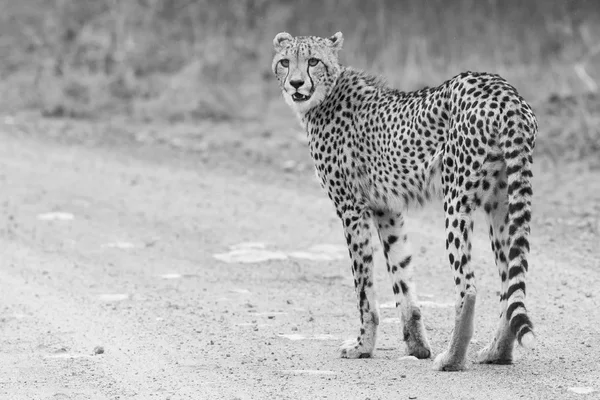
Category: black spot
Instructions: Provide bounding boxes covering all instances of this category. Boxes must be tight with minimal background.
[400,281,409,294]
[461,254,468,266]
[510,313,533,338]
[506,281,526,300]
[506,301,525,319]
[399,255,412,269]
[516,324,533,343]
[508,247,521,261]
[508,265,523,279]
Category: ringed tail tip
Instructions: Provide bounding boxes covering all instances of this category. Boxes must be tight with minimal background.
[519,331,536,350]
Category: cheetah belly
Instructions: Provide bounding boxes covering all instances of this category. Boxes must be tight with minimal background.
[357,148,444,211]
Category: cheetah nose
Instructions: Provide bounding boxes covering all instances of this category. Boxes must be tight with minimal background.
[290,80,304,89]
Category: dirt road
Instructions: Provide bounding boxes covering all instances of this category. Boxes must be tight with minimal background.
[1,123,599,400]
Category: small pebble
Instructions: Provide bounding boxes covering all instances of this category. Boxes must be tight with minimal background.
[93,346,104,355]
[282,160,297,172]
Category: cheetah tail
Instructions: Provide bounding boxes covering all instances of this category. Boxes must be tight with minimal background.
[502,117,536,348]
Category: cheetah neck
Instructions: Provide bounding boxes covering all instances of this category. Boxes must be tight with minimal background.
[294,68,345,128]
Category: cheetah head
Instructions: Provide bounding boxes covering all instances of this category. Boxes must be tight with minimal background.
[272,32,344,115]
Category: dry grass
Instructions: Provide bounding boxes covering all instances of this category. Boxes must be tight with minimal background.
[1,0,600,159]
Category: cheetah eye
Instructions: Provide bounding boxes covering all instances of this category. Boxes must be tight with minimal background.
[280,59,289,68]
[308,58,319,67]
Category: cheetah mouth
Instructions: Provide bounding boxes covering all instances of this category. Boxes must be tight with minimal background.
[291,92,311,102]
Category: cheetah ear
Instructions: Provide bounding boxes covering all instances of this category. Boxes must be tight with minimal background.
[328,31,344,51]
[273,32,293,52]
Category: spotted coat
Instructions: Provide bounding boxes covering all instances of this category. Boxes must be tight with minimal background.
[272,31,537,370]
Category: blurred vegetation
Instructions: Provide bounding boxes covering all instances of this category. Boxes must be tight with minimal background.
[1,0,600,158]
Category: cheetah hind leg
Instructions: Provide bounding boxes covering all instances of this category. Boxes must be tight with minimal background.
[475,306,536,364]
[476,178,516,364]
[476,172,536,363]
[432,291,476,371]
[476,317,515,364]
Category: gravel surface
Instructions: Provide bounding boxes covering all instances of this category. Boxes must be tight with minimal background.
[0,126,599,399]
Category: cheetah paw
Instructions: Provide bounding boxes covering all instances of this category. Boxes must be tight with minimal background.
[476,344,513,365]
[406,342,432,359]
[432,350,466,371]
[339,339,374,359]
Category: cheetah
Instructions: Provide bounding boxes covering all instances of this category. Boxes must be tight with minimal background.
[272,31,537,371]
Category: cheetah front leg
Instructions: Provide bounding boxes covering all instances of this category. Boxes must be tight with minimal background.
[433,200,477,371]
[339,209,379,359]
[373,210,431,359]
